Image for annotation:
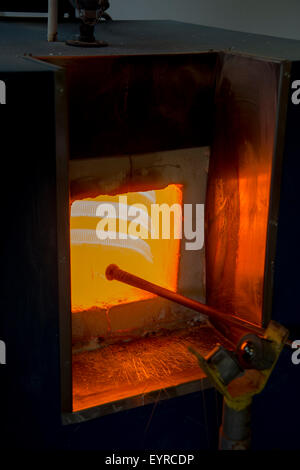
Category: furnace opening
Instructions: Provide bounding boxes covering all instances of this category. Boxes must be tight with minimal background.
[70,184,182,312]
[69,147,209,414]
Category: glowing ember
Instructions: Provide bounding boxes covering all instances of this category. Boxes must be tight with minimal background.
[70,184,182,312]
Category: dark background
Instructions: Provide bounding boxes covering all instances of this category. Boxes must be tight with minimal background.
[0,1,69,12]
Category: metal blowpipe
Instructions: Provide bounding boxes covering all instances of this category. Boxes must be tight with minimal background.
[105,264,266,337]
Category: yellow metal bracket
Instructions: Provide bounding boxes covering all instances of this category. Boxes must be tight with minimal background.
[189,320,289,411]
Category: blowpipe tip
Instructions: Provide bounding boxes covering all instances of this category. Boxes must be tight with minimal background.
[105,264,119,281]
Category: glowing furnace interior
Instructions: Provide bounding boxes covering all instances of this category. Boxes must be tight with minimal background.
[70,184,182,311]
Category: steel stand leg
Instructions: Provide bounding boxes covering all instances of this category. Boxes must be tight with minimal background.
[219,401,252,450]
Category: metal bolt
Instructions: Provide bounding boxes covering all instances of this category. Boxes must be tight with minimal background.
[240,341,256,362]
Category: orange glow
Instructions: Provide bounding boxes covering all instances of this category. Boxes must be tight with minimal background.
[70,184,182,312]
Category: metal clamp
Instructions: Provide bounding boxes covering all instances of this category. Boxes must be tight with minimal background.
[190,320,289,411]
[189,320,289,449]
